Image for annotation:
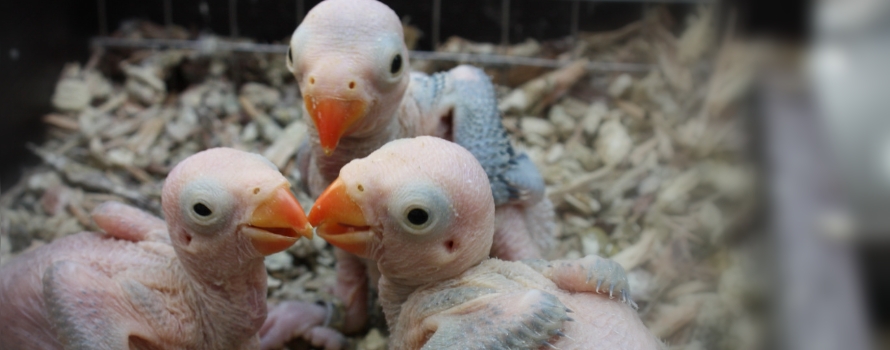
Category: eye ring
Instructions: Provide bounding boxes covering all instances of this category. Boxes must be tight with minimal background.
[390,54,402,75]
[179,180,233,234]
[185,198,225,229]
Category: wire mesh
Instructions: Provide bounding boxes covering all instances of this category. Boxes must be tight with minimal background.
[92,0,714,71]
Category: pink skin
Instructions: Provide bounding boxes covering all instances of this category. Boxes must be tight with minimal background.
[288,0,429,196]
[319,137,662,350]
[265,0,553,347]
[395,261,662,350]
[0,148,311,350]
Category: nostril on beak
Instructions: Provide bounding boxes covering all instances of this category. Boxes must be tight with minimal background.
[309,76,316,85]
[348,81,356,89]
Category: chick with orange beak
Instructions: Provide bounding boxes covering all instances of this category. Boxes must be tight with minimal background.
[309,137,661,350]
[0,148,312,350]
[287,0,408,159]
[287,0,555,261]
[265,1,558,348]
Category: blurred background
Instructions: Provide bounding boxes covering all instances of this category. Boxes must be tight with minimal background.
[2,0,889,349]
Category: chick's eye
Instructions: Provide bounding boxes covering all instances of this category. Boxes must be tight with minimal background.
[180,181,233,233]
[406,208,428,226]
[390,54,402,75]
[392,187,449,236]
[193,203,212,217]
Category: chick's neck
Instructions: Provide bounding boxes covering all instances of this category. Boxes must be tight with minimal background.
[377,275,423,330]
[174,245,269,345]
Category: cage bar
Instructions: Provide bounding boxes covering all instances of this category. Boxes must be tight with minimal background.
[571,0,580,43]
[90,37,659,72]
[229,0,239,37]
[97,0,107,36]
[164,0,172,27]
[432,0,441,48]
[501,0,510,46]
[296,0,305,25]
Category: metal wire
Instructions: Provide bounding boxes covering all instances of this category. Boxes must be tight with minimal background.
[501,0,510,46]
[91,37,285,53]
[571,0,580,42]
[432,0,441,48]
[164,0,172,27]
[229,0,238,37]
[90,0,712,72]
[90,37,656,72]
[92,0,717,43]
[97,0,107,36]
[296,0,305,25]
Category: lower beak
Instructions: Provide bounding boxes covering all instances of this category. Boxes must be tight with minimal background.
[304,96,368,156]
[246,186,313,255]
[309,178,372,257]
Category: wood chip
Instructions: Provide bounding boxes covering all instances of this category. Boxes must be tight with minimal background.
[129,110,167,155]
[499,59,589,114]
[263,121,308,169]
[611,229,658,270]
[615,99,647,120]
[42,114,80,131]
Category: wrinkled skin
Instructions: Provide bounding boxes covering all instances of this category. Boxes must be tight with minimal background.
[264,0,557,347]
[396,259,660,350]
[0,148,312,350]
[311,137,664,350]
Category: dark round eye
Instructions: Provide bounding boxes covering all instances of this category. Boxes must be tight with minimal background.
[406,208,428,226]
[193,203,212,217]
[390,54,402,75]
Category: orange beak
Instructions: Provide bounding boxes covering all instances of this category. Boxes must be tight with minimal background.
[304,96,368,156]
[246,186,313,255]
[309,178,372,257]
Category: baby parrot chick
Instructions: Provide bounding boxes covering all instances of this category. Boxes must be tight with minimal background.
[264,0,557,346]
[288,0,555,258]
[0,148,313,350]
[310,136,664,350]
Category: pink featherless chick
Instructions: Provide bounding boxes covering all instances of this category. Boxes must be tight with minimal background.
[0,148,313,350]
[309,136,664,350]
[262,0,558,347]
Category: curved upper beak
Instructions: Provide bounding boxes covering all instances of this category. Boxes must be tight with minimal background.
[304,96,368,156]
[246,186,313,255]
[309,178,372,258]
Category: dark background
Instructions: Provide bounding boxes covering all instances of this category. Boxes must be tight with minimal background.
[0,0,805,188]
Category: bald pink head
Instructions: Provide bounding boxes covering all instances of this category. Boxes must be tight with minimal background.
[287,0,410,154]
[162,148,312,278]
[309,136,495,286]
